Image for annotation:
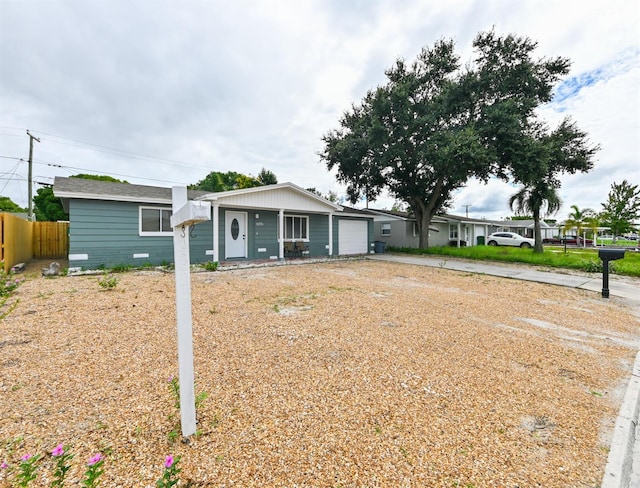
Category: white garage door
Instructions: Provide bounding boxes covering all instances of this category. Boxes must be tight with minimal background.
[338,219,369,255]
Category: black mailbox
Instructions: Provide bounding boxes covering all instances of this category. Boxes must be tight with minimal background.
[598,248,626,298]
[598,248,626,261]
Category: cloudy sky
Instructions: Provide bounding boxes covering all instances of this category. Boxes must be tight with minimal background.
[1,0,638,220]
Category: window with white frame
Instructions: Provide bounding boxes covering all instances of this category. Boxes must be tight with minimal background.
[140,207,172,236]
[449,224,458,239]
[284,215,308,240]
[381,223,391,236]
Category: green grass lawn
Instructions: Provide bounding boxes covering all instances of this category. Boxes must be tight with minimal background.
[387,244,640,277]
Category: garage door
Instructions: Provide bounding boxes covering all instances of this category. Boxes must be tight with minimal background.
[338,220,369,255]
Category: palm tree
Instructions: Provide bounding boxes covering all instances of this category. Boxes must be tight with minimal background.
[563,204,596,247]
[509,182,562,253]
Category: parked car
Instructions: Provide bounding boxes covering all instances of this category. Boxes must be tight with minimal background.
[486,232,535,248]
[542,235,593,245]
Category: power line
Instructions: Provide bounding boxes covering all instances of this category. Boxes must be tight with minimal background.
[12,127,214,171]
[0,160,22,194]
[31,158,192,186]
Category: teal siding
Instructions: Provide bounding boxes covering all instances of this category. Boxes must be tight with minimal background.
[67,199,373,269]
[308,213,330,257]
[222,211,331,259]
[68,199,213,269]
[252,210,279,258]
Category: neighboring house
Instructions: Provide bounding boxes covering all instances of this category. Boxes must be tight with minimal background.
[53,177,373,269]
[367,209,558,247]
[366,209,443,247]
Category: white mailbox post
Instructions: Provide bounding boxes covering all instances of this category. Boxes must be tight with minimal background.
[170,187,211,437]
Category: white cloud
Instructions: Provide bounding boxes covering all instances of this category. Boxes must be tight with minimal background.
[0,0,637,222]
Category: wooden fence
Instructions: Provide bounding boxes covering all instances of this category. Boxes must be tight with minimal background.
[33,221,69,259]
[1,213,69,273]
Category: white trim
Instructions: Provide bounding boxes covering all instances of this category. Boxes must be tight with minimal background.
[278,209,284,259]
[139,206,173,236]
[69,253,88,261]
[328,213,333,256]
[212,203,219,262]
[55,190,171,205]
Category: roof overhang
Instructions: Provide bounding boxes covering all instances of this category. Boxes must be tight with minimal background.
[196,182,343,213]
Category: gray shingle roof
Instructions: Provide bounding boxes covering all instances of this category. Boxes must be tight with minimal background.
[53,176,209,203]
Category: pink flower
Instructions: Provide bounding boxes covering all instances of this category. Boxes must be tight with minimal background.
[1,461,8,469]
[52,444,64,457]
[164,455,174,469]
[21,454,32,462]
[87,453,103,466]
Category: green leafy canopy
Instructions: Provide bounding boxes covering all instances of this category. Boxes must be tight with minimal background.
[320,30,598,249]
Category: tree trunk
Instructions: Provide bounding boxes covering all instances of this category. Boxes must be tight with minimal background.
[411,178,445,249]
[411,200,436,249]
[533,209,543,253]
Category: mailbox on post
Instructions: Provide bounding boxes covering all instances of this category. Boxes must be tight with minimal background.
[598,248,626,298]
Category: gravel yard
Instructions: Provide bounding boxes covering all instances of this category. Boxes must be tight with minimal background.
[1,259,639,487]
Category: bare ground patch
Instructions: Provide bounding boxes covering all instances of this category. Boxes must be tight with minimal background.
[1,260,639,487]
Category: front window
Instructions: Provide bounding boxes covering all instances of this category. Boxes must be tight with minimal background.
[449,224,458,239]
[284,215,308,240]
[140,207,172,236]
[381,223,391,236]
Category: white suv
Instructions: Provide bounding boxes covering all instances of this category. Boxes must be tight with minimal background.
[486,232,535,248]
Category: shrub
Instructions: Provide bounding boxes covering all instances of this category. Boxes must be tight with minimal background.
[97,274,119,290]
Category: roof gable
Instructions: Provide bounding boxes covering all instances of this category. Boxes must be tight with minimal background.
[198,182,342,212]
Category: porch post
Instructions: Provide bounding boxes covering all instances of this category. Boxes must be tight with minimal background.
[457,222,461,248]
[279,209,284,259]
[328,213,333,256]
[212,202,219,262]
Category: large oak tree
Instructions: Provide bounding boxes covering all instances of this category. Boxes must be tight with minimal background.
[320,31,597,248]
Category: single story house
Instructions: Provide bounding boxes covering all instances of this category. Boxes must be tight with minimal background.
[366,209,557,247]
[53,177,374,269]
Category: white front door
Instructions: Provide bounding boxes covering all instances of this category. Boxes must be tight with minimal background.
[225,211,247,258]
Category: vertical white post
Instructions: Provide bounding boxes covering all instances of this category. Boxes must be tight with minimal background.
[212,202,219,263]
[172,186,197,437]
[279,208,284,259]
[328,213,333,256]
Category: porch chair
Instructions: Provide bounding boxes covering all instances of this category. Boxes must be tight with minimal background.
[284,241,299,258]
[296,241,309,257]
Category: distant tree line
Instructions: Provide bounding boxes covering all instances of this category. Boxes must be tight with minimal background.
[562,180,640,241]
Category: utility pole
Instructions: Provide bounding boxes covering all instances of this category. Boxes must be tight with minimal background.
[462,204,472,218]
[26,130,40,221]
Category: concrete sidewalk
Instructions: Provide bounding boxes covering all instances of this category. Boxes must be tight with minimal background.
[367,253,639,306]
[367,253,640,488]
